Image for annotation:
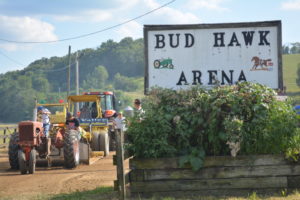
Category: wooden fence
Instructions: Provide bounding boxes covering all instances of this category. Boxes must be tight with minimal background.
[128,155,300,197]
[0,126,17,148]
[114,133,300,199]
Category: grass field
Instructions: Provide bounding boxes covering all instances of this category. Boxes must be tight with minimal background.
[283,54,300,93]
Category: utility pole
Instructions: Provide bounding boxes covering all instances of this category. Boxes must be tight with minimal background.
[75,51,80,114]
[67,45,71,98]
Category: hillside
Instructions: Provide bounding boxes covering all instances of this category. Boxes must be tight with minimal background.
[0,37,144,122]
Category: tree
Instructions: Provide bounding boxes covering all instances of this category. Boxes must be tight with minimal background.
[290,42,300,54]
[17,76,32,89]
[83,65,109,90]
[32,76,50,92]
[113,73,142,92]
[282,45,290,54]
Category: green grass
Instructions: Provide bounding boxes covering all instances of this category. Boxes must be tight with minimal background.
[16,188,299,200]
[49,187,117,200]
[283,54,300,93]
[1,187,118,200]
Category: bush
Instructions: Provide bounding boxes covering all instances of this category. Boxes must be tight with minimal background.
[126,82,300,171]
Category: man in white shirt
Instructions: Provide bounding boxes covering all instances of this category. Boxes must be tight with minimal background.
[37,106,51,157]
[37,106,51,137]
[113,112,126,131]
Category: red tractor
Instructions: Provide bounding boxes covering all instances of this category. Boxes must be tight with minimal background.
[8,103,80,174]
[9,120,80,174]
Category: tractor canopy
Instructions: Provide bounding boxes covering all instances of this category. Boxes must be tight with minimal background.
[68,95,100,102]
[35,103,68,124]
[68,95,103,120]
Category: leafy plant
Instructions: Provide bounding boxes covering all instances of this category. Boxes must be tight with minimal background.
[126,82,300,171]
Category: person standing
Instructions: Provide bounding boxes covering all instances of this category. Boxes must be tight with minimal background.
[66,112,80,130]
[37,106,51,138]
[113,112,126,131]
[37,106,51,157]
[133,99,144,119]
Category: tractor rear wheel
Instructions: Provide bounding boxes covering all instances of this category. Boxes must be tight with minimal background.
[8,132,19,169]
[99,133,109,157]
[28,149,36,174]
[64,130,80,169]
[18,150,27,174]
[91,132,100,151]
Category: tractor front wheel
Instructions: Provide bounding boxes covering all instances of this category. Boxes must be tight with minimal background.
[99,133,109,157]
[28,149,36,174]
[8,132,19,169]
[18,150,27,174]
[64,130,80,169]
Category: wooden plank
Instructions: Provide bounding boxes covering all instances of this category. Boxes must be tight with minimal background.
[130,176,287,192]
[129,155,289,170]
[287,175,300,188]
[129,170,144,181]
[132,165,300,181]
[116,129,126,200]
[131,188,283,198]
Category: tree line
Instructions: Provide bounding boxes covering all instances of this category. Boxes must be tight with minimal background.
[0,37,144,122]
[282,42,300,54]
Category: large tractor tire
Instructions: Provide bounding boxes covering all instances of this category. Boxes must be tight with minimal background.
[91,131,100,151]
[64,130,80,169]
[18,150,27,174]
[99,132,109,157]
[8,132,19,170]
[109,130,116,151]
[28,149,36,174]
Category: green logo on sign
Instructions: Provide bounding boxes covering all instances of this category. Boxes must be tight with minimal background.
[153,58,174,69]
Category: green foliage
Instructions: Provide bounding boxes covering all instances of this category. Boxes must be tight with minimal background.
[113,73,143,92]
[50,187,115,200]
[83,65,109,90]
[126,82,300,171]
[283,43,300,54]
[32,76,50,92]
[285,128,300,162]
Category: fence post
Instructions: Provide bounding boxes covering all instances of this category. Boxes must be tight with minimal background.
[116,129,126,200]
[3,129,6,144]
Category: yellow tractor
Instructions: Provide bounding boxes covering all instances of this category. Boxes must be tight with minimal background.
[67,94,110,157]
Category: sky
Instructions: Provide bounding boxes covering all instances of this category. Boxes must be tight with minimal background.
[0,0,299,74]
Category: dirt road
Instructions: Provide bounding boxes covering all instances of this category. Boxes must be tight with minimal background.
[0,149,116,199]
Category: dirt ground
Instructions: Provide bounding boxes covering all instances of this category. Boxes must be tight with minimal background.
[0,148,118,199]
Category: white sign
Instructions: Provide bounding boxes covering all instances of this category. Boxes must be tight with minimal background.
[144,21,282,92]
